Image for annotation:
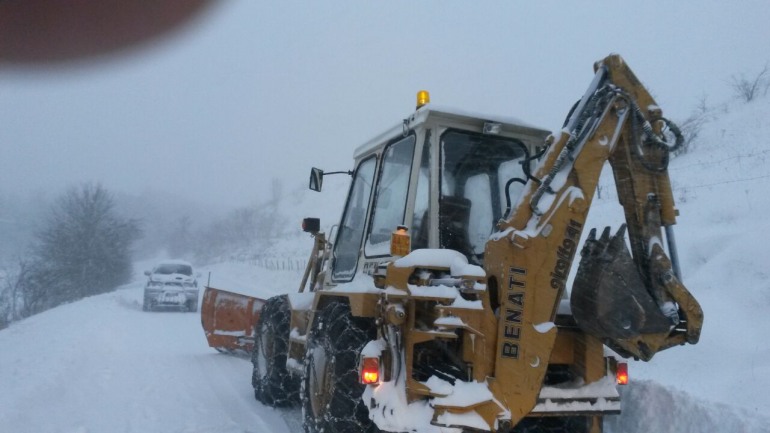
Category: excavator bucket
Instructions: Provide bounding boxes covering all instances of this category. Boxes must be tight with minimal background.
[200,286,266,355]
[570,225,672,350]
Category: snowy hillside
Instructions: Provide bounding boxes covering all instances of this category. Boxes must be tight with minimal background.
[3,95,770,433]
[592,96,770,427]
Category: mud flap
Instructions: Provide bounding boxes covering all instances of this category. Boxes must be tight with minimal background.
[570,225,671,346]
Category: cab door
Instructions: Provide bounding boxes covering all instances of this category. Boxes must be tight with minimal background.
[330,156,377,282]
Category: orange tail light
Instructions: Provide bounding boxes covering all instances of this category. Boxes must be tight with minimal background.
[360,357,380,385]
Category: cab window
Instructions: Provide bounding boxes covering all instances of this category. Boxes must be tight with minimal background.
[332,156,376,281]
[411,138,431,250]
[440,130,529,264]
[365,135,416,256]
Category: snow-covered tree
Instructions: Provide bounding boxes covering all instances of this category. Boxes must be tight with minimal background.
[20,183,141,315]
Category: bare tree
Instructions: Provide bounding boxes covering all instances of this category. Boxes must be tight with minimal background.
[0,269,15,329]
[675,94,713,155]
[729,64,769,102]
[14,259,54,318]
[193,207,262,263]
[191,200,288,264]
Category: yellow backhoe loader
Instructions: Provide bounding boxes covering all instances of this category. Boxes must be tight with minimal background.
[201,54,703,433]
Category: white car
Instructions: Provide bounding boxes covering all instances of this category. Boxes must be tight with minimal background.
[142,260,200,312]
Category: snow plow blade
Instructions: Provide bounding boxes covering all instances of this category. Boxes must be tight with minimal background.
[201,286,266,355]
[570,225,673,360]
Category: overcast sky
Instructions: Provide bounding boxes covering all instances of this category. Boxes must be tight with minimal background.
[2,1,769,208]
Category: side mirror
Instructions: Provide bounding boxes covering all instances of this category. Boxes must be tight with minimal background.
[309,167,324,192]
[144,270,150,276]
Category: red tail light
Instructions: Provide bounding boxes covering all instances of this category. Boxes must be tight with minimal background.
[360,357,380,385]
[616,362,628,385]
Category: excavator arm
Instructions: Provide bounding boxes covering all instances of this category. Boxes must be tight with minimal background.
[484,54,702,421]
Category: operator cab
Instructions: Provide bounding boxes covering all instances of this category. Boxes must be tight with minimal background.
[315,93,550,284]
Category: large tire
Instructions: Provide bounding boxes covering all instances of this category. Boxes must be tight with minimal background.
[302,301,379,433]
[252,295,299,406]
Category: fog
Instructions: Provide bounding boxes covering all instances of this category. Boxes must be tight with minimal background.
[2,1,769,232]
[2,3,770,429]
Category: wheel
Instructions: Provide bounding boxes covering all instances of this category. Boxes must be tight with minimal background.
[252,295,299,407]
[142,295,151,312]
[186,299,198,313]
[302,301,379,433]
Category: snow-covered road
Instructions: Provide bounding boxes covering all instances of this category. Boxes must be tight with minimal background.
[3,267,770,433]
[0,280,296,433]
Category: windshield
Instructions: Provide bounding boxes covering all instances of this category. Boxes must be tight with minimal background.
[154,263,193,276]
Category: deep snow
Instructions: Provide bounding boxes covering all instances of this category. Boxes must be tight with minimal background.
[3,95,770,432]
[0,265,299,433]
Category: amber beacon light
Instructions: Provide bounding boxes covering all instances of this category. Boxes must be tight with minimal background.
[390,225,411,257]
[416,90,430,109]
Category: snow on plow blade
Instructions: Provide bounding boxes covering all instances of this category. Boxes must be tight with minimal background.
[201,287,266,355]
[570,225,672,359]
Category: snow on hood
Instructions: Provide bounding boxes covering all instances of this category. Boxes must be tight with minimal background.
[394,249,485,277]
